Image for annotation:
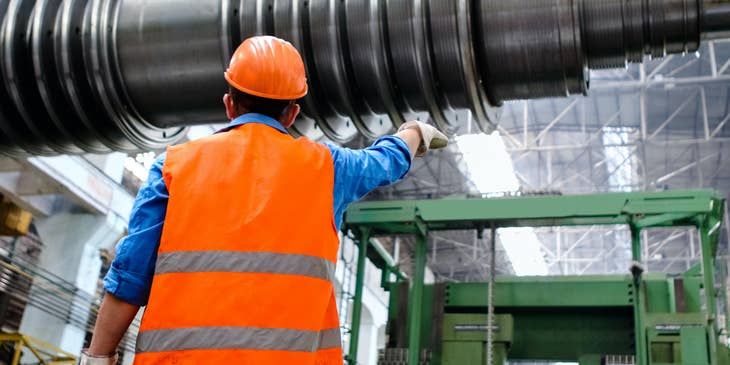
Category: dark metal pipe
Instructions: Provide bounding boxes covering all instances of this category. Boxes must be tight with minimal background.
[0,0,728,155]
[702,1,730,39]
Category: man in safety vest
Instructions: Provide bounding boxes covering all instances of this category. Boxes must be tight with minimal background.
[81,36,447,364]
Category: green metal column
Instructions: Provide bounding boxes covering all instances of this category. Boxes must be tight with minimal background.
[699,222,719,365]
[348,228,370,364]
[630,226,648,365]
[721,259,730,357]
[408,233,428,365]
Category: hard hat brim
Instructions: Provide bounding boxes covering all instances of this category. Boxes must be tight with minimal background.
[225,72,308,101]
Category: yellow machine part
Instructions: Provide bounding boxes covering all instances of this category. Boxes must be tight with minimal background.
[0,196,32,236]
[0,333,76,364]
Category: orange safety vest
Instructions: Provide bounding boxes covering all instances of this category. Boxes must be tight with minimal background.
[134,123,343,364]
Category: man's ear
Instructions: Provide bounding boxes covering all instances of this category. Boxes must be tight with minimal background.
[223,93,237,120]
[281,103,301,129]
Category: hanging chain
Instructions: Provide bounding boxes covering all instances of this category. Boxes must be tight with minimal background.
[486,225,496,365]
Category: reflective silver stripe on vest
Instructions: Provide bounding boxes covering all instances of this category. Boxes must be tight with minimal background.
[155,251,336,282]
[136,327,342,353]
[318,327,342,350]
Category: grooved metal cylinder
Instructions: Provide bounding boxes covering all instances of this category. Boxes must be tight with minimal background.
[0,0,727,155]
[703,0,730,39]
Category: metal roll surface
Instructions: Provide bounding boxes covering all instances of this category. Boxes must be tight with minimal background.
[0,0,725,154]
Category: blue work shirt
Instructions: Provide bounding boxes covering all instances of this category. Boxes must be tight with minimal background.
[103,113,412,306]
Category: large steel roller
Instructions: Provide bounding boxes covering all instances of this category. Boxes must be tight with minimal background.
[0,0,728,155]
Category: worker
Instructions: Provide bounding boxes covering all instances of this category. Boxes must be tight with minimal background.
[79,36,447,364]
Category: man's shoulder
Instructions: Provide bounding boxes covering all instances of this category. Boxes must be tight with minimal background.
[166,131,245,161]
[318,141,353,162]
[290,138,333,155]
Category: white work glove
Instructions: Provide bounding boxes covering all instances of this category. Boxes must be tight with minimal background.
[79,350,118,365]
[397,121,449,157]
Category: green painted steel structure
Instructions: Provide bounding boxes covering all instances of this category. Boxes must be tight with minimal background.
[347,228,370,362]
[342,190,727,365]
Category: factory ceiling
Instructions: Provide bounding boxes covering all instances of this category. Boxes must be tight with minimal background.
[367,40,730,282]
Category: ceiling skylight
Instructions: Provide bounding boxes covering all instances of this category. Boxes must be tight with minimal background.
[456,132,549,276]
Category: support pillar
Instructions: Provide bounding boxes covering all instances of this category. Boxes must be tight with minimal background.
[408,233,427,365]
[699,221,719,365]
[19,213,125,354]
[348,228,370,364]
[355,307,377,365]
[630,226,648,365]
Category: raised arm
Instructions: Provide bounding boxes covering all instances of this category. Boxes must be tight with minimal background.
[395,121,448,158]
[326,121,448,229]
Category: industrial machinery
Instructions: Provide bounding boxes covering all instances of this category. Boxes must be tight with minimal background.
[0,333,76,365]
[0,0,729,155]
[0,333,78,365]
[343,190,727,365]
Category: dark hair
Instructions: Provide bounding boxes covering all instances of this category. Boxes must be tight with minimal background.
[229,86,294,120]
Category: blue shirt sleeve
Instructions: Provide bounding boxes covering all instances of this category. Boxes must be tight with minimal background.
[103,153,168,306]
[325,136,412,230]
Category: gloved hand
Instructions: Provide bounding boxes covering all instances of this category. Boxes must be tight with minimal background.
[79,350,118,365]
[397,121,449,157]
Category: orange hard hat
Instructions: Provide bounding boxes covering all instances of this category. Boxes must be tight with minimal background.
[224,36,308,100]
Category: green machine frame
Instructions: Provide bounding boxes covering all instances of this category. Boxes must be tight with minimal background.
[342,190,727,365]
